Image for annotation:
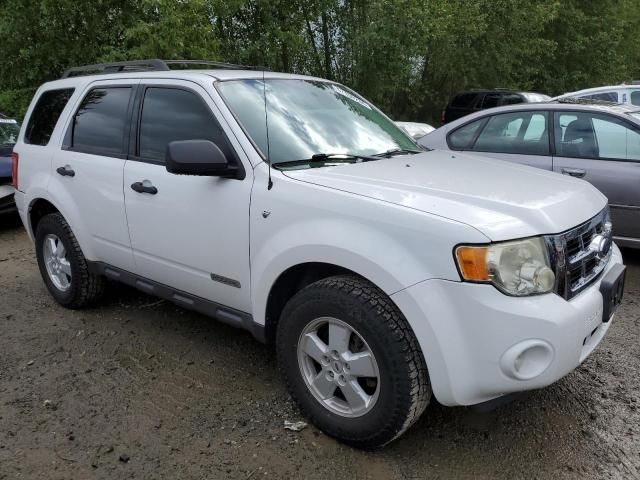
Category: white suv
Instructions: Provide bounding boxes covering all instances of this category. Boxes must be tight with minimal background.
[12,60,626,448]
[557,84,640,105]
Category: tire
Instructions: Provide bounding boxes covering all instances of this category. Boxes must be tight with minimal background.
[35,212,104,308]
[276,274,431,449]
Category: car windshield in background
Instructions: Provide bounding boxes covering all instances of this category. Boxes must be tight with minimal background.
[216,79,417,166]
[0,118,20,146]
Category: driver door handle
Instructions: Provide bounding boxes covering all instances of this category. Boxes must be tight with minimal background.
[131,181,158,195]
[561,167,586,178]
[56,165,75,177]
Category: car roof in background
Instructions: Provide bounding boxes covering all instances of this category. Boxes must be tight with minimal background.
[441,100,640,127]
[559,84,640,97]
[0,112,18,123]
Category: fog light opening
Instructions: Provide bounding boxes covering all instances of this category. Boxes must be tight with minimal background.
[500,340,554,381]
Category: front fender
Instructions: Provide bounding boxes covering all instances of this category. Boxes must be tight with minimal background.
[250,220,412,327]
[249,168,489,327]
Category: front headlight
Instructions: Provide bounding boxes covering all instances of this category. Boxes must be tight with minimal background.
[455,237,556,296]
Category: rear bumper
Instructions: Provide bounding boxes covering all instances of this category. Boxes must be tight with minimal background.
[0,185,16,215]
[392,243,624,407]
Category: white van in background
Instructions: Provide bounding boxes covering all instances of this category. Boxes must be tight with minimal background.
[557,84,640,105]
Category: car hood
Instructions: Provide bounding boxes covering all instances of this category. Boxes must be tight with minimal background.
[282,150,607,241]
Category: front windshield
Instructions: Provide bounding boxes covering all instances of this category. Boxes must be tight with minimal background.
[217,79,417,164]
[0,118,20,146]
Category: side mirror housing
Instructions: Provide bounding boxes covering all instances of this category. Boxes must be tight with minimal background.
[165,140,237,177]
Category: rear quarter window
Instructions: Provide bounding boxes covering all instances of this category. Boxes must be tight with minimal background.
[24,88,75,146]
[629,90,640,106]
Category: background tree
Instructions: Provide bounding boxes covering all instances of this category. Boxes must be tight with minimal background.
[1,0,640,124]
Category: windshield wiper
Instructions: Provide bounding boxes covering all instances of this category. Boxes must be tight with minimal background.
[373,147,422,158]
[310,153,378,162]
[273,152,378,168]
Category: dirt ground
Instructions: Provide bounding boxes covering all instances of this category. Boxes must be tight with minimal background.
[1,214,639,480]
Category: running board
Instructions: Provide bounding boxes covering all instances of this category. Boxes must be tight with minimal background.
[87,261,265,342]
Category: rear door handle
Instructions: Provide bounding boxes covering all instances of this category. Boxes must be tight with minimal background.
[131,181,158,195]
[56,165,75,177]
[561,167,586,178]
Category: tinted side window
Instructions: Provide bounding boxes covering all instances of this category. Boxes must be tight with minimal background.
[480,93,500,109]
[630,90,640,106]
[448,119,484,149]
[138,87,235,162]
[24,88,74,146]
[501,94,524,106]
[583,92,618,102]
[450,93,477,108]
[72,87,131,155]
[472,111,549,155]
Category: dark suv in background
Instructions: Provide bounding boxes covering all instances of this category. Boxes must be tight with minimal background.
[442,89,550,124]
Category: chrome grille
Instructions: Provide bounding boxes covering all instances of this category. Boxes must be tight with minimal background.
[548,208,612,300]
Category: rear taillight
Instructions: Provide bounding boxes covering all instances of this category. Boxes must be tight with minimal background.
[11,152,18,189]
[440,110,446,125]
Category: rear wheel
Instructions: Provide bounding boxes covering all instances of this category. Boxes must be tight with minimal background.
[35,213,104,308]
[276,275,431,449]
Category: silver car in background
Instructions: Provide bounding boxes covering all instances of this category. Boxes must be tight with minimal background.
[395,121,435,140]
[420,101,640,248]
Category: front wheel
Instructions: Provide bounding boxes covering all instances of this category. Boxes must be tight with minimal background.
[276,275,431,449]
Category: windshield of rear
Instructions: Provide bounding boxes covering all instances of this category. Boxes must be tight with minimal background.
[0,118,20,146]
[522,93,551,103]
[216,79,417,163]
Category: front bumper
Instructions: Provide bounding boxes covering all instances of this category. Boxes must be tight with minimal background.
[391,243,624,407]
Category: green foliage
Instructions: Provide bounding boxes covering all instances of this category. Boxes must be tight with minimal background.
[1,0,640,123]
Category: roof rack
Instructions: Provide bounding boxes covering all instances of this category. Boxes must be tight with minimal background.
[61,59,268,79]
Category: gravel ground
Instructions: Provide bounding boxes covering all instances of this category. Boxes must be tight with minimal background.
[1,214,639,480]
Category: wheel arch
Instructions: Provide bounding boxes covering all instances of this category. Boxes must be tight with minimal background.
[29,198,59,237]
[263,262,359,345]
[27,194,97,261]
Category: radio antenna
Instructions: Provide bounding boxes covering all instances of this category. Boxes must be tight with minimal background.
[262,69,273,190]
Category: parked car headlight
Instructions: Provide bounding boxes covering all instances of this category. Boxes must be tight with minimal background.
[455,237,555,296]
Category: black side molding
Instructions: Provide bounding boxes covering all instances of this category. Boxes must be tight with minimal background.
[87,261,265,343]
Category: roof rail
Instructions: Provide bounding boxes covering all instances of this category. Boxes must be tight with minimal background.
[61,59,268,79]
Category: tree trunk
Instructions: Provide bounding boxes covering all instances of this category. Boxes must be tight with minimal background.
[301,2,323,74]
[321,11,332,80]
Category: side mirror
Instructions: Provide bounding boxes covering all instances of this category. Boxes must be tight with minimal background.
[165,140,235,177]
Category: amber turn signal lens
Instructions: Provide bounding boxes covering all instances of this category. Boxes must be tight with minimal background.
[455,246,489,281]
